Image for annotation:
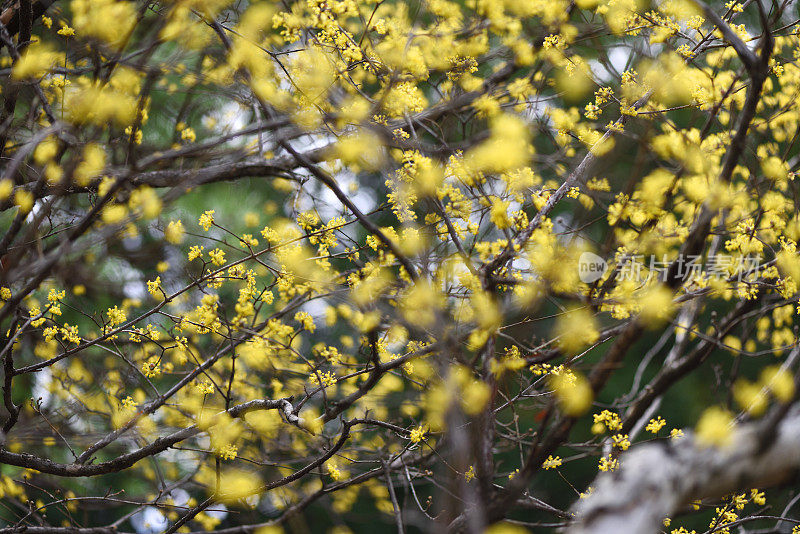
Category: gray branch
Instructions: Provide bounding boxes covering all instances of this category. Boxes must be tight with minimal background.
[568,406,800,534]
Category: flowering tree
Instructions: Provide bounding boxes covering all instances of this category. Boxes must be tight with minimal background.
[2,0,800,532]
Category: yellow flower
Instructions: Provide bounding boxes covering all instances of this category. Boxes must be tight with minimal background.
[106,305,126,326]
[695,406,734,449]
[74,144,106,186]
[490,199,511,229]
[60,324,80,344]
[12,43,58,79]
[188,245,205,261]
[542,455,562,470]
[549,370,593,417]
[34,136,58,164]
[218,444,238,460]
[383,82,427,117]
[244,211,259,227]
[142,358,162,378]
[128,186,162,218]
[71,0,136,48]
[14,190,34,214]
[598,454,618,472]
[732,379,768,417]
[216,469,261,503]
[208,248,226,266]
[294,311,315,332]
[199,210,215,231]
[453,366,491,416]
[0,180,12,200]
[194,380,215,395]
[645,417,666,434]
[120,396,138,410]
[760,366,795,403]
[146,277,162,298]
[326,460,342,480]
[165,220,185,244]
[464,466,475,482]
[181,127,196,143]
[611,433,631,451]
[554,307,600,352]
[409,425,426,443]
[310,371,336,387]
[57,23,76,37]
[101,204,128,224]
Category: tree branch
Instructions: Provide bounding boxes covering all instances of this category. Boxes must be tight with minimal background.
[569,405,800,534]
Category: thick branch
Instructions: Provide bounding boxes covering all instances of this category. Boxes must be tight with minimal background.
[0,397,295,477]
[569,406,800,534]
